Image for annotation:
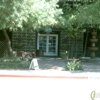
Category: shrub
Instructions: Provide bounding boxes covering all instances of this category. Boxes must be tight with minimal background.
[0,56,30,69]
[65,59,83,71]
[0,56,22,63]
[60,51,69,56]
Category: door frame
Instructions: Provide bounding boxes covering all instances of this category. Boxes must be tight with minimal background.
[37,34,58,56]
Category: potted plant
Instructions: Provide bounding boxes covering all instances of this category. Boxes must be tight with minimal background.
[60,50,69,59]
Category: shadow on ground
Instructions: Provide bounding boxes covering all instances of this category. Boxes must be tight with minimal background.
[37,57,100,72]
[37,57,65,70]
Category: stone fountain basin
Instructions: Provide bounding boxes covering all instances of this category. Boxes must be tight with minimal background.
[90,39,98,42]
[88,47,98,51]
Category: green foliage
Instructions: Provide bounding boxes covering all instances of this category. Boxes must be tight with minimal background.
[0,56,30,69]
[74,0,100,28]
[1,0,100,36]
[0,0,63,30]
[62,0,100,36]
[60,51,69,56]
[0,56,21,62]
[65,59,83,71]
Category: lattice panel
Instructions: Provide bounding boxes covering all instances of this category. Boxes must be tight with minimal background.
[12,31,36,52]
[60,31,83,58]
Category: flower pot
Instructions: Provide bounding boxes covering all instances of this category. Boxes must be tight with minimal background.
[36,50,44,57]
[60,55,68,59]
[30,52,36,57]
[18,51,26,57]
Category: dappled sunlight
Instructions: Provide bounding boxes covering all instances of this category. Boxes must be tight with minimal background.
[37,57,65,70]
[37,57,62,60]
[34,57,100,72]
[0,56,100,72]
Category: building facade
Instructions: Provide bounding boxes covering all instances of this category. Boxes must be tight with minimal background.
[12,29,84,58]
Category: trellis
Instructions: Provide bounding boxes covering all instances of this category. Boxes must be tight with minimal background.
[12,31,36,53]
[60,31,83,58]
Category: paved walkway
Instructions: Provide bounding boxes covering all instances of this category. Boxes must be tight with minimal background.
[37,57,100,72]
[0,58,100,100]
[0,57,100,79]
[37,57,65,70]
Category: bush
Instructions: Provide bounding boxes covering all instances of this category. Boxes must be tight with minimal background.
[0,56,30,69]
[0,56,22,63]
[65,59,83,71]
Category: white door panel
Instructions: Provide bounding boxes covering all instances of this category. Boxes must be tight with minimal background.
[37,34,58,56]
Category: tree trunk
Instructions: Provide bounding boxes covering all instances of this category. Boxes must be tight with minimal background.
[2,29,13,56]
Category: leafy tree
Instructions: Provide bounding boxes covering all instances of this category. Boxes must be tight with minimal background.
[62,0,100,35]
[0,0,63,56]
[59,0,100,56]
[76,0,100,29]
[1,0,99,56]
